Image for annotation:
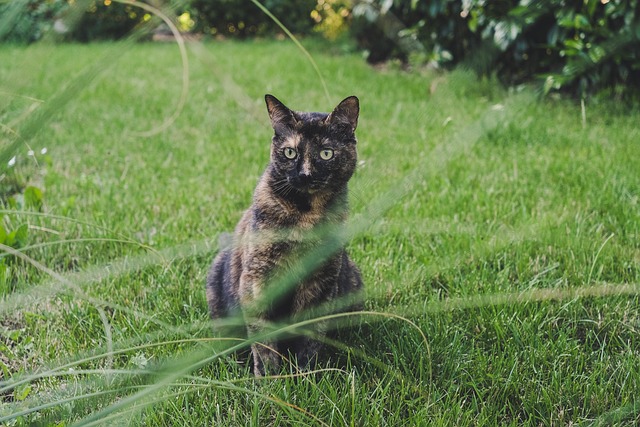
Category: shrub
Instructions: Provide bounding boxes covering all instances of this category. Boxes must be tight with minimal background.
[352,0,477,64]
[189,0,316,38]
[351,0,640,95]
[0,0,68,43]
[312,0,353,40]
[66,1,150,42]
[0,0,151,43]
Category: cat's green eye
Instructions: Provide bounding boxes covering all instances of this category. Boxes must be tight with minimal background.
[319,149,334,160]
[283,147,297,159]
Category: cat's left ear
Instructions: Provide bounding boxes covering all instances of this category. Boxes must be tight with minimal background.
[326,96,359,132]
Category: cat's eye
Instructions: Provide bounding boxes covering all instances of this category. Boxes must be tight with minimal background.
[283,147,297,159]
[319,149,334,160]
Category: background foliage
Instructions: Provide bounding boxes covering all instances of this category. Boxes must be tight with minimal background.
[0,0,149,43]
[351,0,640,95]
[0,0,69,43]
[3,0,639,95]
[189,0,316,37]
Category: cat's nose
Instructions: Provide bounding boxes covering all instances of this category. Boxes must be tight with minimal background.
[297,172,312,185]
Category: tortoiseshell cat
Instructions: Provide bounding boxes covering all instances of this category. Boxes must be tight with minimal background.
[206,94,363,376]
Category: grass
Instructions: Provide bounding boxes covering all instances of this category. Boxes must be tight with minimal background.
[0,37,639,426]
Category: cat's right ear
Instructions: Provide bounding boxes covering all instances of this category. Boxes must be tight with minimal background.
[265,94,297,133]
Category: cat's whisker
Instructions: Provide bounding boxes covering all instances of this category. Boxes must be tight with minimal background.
[272,179,294,197]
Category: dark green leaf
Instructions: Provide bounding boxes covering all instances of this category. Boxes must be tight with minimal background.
[547,24,559,46]
[6,224,28,248]
[15,384,31,401]
[558,13,575,29]
[24,185,43,210]
[574,14,591,31]
[588,45,606,64]
[564,39,584,51]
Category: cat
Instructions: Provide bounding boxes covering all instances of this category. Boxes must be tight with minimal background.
[206,94,363,376]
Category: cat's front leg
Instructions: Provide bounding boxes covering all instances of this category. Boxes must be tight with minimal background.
[293,336,324,371]
[239,269,284,376]
[247,322,282,376]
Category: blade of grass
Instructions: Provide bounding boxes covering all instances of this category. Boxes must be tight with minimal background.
[249,0,331,103]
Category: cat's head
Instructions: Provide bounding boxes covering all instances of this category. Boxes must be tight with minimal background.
[264,94,359,197]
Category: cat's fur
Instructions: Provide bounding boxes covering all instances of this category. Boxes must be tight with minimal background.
[206,94,363,376]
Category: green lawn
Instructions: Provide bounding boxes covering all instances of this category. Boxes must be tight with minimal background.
[1,39,639,425]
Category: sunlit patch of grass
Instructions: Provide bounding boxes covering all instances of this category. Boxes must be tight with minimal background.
[1,7,640,424]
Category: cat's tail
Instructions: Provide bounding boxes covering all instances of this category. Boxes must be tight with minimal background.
[206,247,248,352]
[206,249,231,319]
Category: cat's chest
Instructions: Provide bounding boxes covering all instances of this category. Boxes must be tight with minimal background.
[292,207,325,230]
[264,195,329,228]
[269,210,323,247]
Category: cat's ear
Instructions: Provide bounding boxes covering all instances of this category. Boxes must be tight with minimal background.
[265,94,297,133]
[326,96,359,132]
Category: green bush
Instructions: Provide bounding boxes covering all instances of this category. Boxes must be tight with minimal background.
[0,0,149,43]
[67,1,150,42]
[190,0,316,37]
[2,0,317,42]
[352,0,477,63]
[351,0,640,95]
[0,0,68,43]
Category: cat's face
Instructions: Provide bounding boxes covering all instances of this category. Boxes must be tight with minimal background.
[265,95,359,196]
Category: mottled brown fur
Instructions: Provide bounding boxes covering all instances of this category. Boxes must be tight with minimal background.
[206,94,363,376]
